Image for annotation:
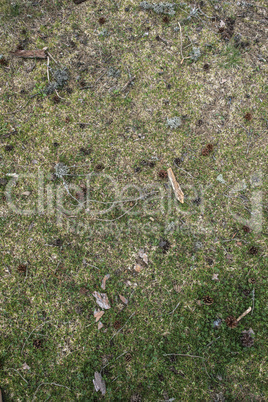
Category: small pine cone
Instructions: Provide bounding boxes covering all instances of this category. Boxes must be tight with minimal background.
[33,339,42,349]
[206,143,214,151]
[158,170,167,179]
[241,333,254,347]
[201,147,209,156]
[244,112,252,121]
[203,296,214,305]
[225,316,238,328]
[125,353,132,362]
[18,264,27,273]
[242,289,251,297]
[242,225,251,233]
[248,278,256,284]
[249,246,258,255]
[113,320,121,329]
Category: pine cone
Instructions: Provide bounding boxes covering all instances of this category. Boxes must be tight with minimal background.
[241,333,254,347]
[125,353,132,362]
[113,320,121,329]
[249,246,258,255]
[225,316,238,328]
[158,170,167,179]
[33,339,42,349]
[201,147,209,156]
[242,289,251,297]
[248,278,256,284]
[18,264,27,273]
[244,112,252,121]
[203,296,214,305]
[242,225,251,233]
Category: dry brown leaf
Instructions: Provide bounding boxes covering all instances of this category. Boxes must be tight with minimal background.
[167,168,184,203]
[92,291,111,309]
[134,264,142,272]
[236,241,242,246]
[11,49,47,59]
[101,274,110,290]
[138,249,148,264]
[119,294,128,304]
[94,309,105,322]
[93,371,106,395]
[98,321,104,330]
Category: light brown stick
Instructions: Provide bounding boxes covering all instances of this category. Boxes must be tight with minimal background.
[237,306,251,322]
[167,168,184,203]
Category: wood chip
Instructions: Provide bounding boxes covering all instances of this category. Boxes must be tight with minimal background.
[94,309,105,322]
[10,49,47,59]
[98,321,104,330]
[93,371,106,395]
[119,294,128,304]
[101,274,110,290]
[167,168,184,203]
[92,292,111,309]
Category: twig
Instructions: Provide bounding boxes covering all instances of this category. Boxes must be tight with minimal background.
[110,312,135,341]
[8,368,28,383]
[46,51,59,66]
[21,321,49,353]
[237,306,251,322]
[205,336,221,348]
[167,302,180,315]
[163,353,205,359]
[177,22,184,63]
[32,382,70,401]
[121,76,136,92]
[47,56,50,82]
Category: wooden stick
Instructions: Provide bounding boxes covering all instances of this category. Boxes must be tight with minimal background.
[237,306,251,322]
[167,168,184,203]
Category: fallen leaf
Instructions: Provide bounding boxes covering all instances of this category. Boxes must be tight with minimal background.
[138,249,148,264]
[101,274,110,290]
[11,49,47,59]
[212,274,219,281]
[236,241,242,246]
[93,371,106,395]
[22,363,30,370]
[92,292,111,309]
[94,309,104,322]
[134,264,142,272]
[119,294,128,304]
[167,167,184,203]
[98,321,104,330]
